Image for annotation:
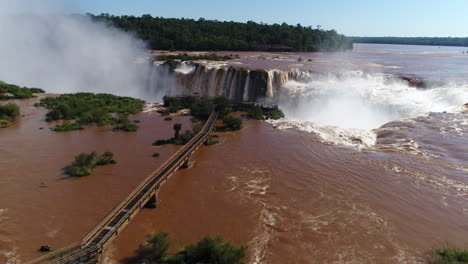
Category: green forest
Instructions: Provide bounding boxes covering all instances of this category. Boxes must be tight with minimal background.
[89,14,353,52]
[353,37,468,47]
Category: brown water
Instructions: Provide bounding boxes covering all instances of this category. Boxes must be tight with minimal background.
[106,112,467,263]
[0,97,467,264]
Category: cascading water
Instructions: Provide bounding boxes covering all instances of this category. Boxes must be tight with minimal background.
[271,70,468,148]
[148,62,291,102]
[147,61,467,151]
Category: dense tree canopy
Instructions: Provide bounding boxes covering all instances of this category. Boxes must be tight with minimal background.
[353,37,468,47]
[90,14,353,52]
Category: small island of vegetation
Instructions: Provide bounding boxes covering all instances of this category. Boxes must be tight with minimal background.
[65,151,116,177]
[0,103,20,128]
[0,81,45,100]
[37,93,145,132]
[127,232,245,264]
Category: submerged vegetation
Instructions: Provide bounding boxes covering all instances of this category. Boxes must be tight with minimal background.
[90,14,353,52]
[429,246,468,264]
[0,81,45,100]
[65,151,116,177]
[37,93,144,131]
[127,232,245,264]
[0,103,20,128]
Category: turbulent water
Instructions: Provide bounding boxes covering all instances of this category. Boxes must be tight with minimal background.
[0,44,467,264]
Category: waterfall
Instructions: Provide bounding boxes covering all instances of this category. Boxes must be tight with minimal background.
[147,62,306,103]
[243,71,250,101]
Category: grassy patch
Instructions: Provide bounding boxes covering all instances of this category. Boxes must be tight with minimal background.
[152,152,160,157]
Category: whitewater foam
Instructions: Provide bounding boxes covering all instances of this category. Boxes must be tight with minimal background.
[275,71,468,149]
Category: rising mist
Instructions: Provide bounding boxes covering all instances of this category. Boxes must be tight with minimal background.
[0,0,156,99]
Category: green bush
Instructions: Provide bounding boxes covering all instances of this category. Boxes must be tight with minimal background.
[169,236,246,264]
[0,103,20,122]
[430,246,468,264]
[152,152,160,157]
[95,151,116,165]
[222,115,242,131]
[128,232,245,264]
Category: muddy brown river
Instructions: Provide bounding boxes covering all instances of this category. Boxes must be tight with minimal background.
[1,95,467,264]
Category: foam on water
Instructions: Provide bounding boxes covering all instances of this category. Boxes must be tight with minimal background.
[173,62,196,75]
[275,71,468,149]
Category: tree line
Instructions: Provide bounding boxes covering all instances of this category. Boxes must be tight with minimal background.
[353,37,468,47]
[89,14,353,52]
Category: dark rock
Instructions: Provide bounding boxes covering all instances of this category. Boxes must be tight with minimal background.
[351,137,363,144]
[398,75,427,89]
[39,245,51,252]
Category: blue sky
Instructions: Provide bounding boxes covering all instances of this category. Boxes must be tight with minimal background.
[66,0,468,37]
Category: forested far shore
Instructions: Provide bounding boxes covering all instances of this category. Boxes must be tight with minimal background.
[89,14,353,52]
[353,36,468,47]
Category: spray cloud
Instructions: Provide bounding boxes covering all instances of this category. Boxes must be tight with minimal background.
[0,0,157,99]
